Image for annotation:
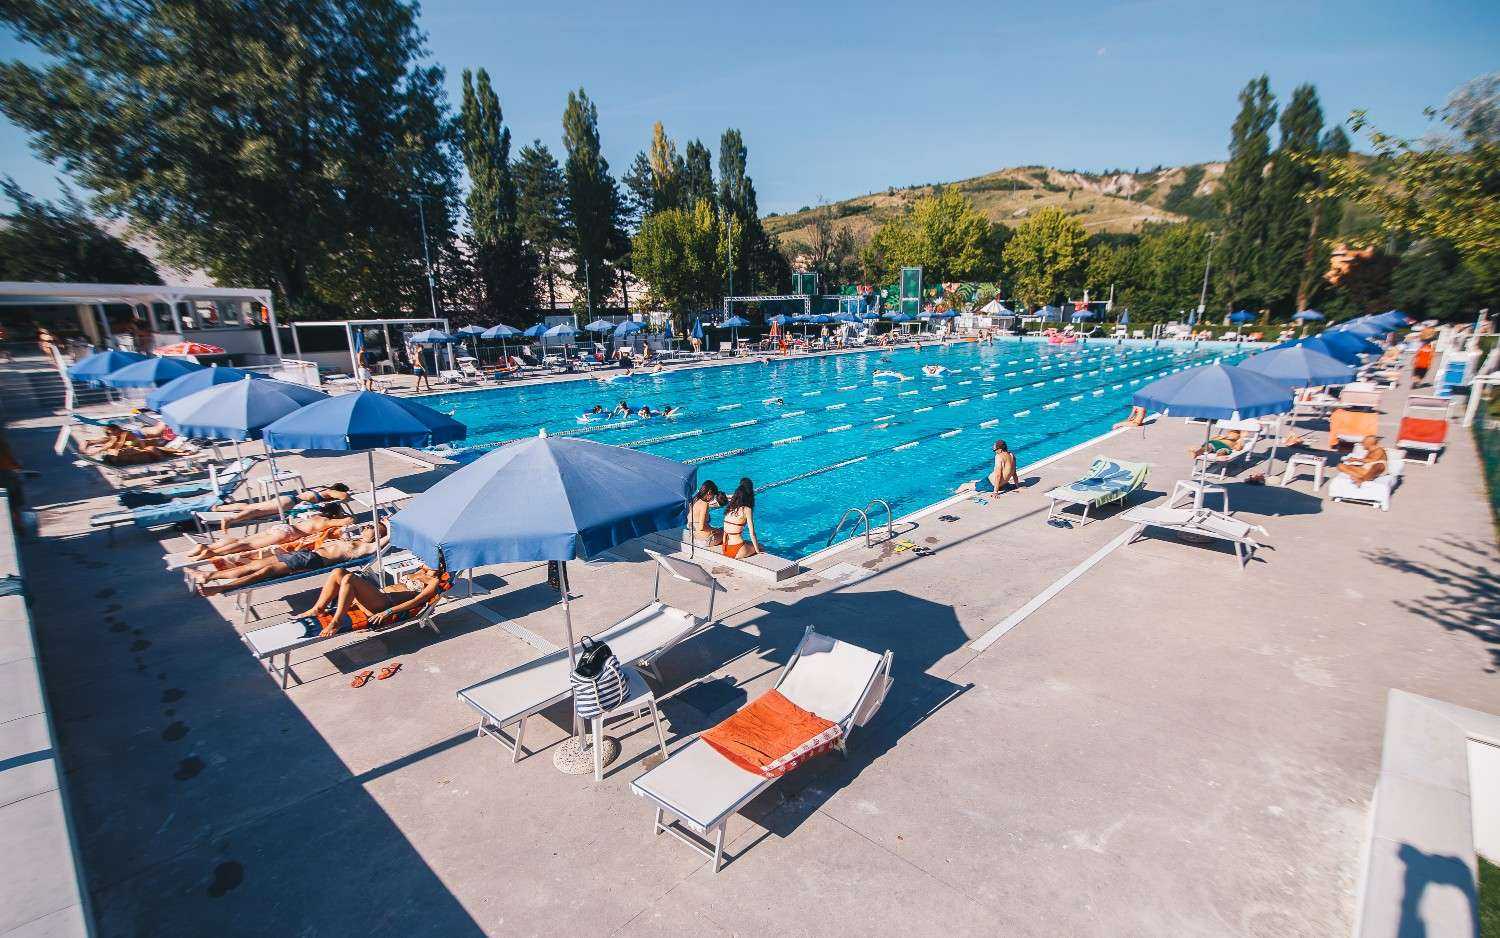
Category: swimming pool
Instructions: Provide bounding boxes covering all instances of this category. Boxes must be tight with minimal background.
[425,340,1243,558]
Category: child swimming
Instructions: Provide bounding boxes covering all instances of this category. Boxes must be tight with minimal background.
[873,369,909,381]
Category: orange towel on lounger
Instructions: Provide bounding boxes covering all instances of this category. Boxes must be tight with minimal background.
[1328,408,1379,447]
[702,689,842,778]
[1397,416,1447,445]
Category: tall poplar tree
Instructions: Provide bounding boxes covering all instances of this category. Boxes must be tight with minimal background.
[0,0,460,315]
[1298,124,1350,310]
[680,141,716,210]
[1214,76,1277,313]
[717,128,787,293]
[516,141,567,312]
[560,88,627,312]
[1261,83,1323,315]
[460,68,534,319]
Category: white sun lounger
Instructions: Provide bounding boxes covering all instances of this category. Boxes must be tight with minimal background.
[213,548,410,625]
[630,627,893,873]
[1120,505,1268,568]
[456,550,718,762]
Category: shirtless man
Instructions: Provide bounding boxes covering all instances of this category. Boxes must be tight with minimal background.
[195,523,386,595]
[1190,428,1244,459]
[1336,435,1388,483]
[213,483,351,534]
[989,439,1019,494]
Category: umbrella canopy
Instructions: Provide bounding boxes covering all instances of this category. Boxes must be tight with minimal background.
[388,433,695,571]
[1071,309,1097,322]
[691,318,705,340]
[262,391,466,451]
[454,325,487,338]
[161,377,329,441]
[67,349,147,384]
[884,312,915,323]
[612,320,644,336]
[1305,330,1378,362]
[719,315,751,328]
[407,328,456,344]
[979,298,1003,315]
[98,356,205,389]
[583,319,614,333]
[1119,309,1130,325]
[544,323,577,338]
[1366,310,1409,330]
[155,341,225,357]
[481,324,522,339]
[522,323,549,338]
[146,365,267,410]
[929,309,959,319]
[1036,305,1062,322]
[766,314,796,327]
[1330,318,1388,337]
[1132,363,1293,420]
[1293,309,1325,321]
[1229,310,1258,325]
[1239,346,1356,388]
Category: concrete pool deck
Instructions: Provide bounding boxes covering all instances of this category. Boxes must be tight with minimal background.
[6,378,1497,936]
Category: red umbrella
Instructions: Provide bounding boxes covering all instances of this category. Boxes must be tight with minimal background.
[156,342,225,357]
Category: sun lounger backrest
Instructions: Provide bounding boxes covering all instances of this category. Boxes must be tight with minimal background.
[776,632,883,724]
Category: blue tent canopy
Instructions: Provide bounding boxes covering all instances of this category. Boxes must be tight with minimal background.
[67,349,147,385]
[454,325,487,338]
[1229,310,1258,325]
[98,356,204,389]
[146,365,266,410]
[1293,309,1325,321]
[263,391,466,451]
[719,315,751,328]
[161,377,329,441]
[388,434,694,570]
[407,328,456,344]
[481,324,522,339]
[1132,363,1293,420]
[1239,346,1355,388]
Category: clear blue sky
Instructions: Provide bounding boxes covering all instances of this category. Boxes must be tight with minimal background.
[3,0,1496,214]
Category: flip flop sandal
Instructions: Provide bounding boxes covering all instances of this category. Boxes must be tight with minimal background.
[938,515,960,522]
[350,670,375,688]
[376,663,403,681]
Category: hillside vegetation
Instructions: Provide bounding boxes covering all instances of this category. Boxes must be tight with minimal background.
[764,163,1225,246]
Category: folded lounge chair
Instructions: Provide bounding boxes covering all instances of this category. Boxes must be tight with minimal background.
[456,550,718,762]
[1044,456,1149,523]
[630,627,893,872]
[1327,408,1380,448]
[1119,505,1268,568]
[89,460,254,531]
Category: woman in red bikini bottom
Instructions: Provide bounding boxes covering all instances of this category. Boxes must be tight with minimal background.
[720,477,762,559]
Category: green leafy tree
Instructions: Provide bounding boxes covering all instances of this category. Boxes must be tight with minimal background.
[1000,206,1089,309]
[1298,125,1351,310]
[631,200,724,330]
[645,122,682,213]
[560,88,627,312]
[1261,83,1323,315]
[1307,72,1500,304]
[0,179,160,283]
[516,141,567,312]
[1215,76,1277,312]
[1392,239,1476,318]
[680,141,715,211]
[0,0,460,316]
[866,188,998,283]
[716,128,785,293]
[460,68,534,320]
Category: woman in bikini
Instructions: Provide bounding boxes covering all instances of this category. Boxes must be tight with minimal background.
[1189,429,1244,459]
[293,560,448,639]
[720,478,762,559]
[212,483,351,533]
[185,504,353,560]
[689,480,727,547]
[194,523,386,595]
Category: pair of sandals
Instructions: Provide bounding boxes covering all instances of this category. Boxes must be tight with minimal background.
[350,663,402,688]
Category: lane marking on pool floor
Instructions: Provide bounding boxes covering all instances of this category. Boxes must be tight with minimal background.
[970,528,1136,652]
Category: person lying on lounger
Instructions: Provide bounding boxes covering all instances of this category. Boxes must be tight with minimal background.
[211,483,351,534]
[1335,435,1388,484]
[1189,429,1244,460]
[185,504,354,560]
[290,560,447,637]
[194,523,386,595]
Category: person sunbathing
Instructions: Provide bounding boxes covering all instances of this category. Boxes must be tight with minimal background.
[1113,405,1146,429]
[291,560,447,638]
[185,504,353,560]
[1336,435,1388,484]
[1189,429,1244,459]
[211,483,351,534]
[195,523,386,596]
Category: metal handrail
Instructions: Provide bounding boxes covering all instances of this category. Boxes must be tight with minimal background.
[826,507,870,548]
[862,498,894,545]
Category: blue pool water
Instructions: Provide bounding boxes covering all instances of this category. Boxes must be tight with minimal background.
[424,339,1242,557]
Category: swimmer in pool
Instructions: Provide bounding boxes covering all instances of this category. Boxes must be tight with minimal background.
[873,369,908,381]
[763,397,784,407]
[610,399,631,418]
[661,404,679,417]
[636,406,656,418]
[921,364,947,378]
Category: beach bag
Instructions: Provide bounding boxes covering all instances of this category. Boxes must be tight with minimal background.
[571,636,626,720]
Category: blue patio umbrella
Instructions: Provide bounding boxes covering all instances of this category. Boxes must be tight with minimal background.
[1071,309,1097,322]
[583,319,614,333]
[1036,305,1062,323]
[1239,346,1355,388]
[1119,309,1130,325]
[454,325,487,338]
[67,349,147,385]
[1132,363,1293,421]
[767,314,795,327]
[1229,310,1258,325]
[161,377,328,442]
[716,314,750,347]
[1293,309,1325,321]
[1365,310,1408,330]
[1304,330,1378,363]
[930,309,959,319]
[691,317,705,341]
[482,324,522,339]
[522,323,549,338]
[1330,318,1387,337]
[146,364,266,411]
[544,322,577,359]
[264,391,467,572]
[98,356,204,389]
[407,328,455,344]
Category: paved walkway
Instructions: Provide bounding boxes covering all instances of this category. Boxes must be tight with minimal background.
[8,380,1497,937]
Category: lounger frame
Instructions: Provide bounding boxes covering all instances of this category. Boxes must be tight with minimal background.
[1121,506,1267,569]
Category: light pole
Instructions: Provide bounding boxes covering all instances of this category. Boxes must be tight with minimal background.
[413,194,439,319]
[1197,231,1216,324]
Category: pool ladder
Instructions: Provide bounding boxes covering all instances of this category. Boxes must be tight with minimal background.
[826,498,893,548]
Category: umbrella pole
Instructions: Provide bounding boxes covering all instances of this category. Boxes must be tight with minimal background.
[368,449,383,577]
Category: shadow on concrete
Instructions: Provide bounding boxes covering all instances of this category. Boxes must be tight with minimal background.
[9,424,486,937]
[1397,842,1479,938]
[1365,535,1500,673]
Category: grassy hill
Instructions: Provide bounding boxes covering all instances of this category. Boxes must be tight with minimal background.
[764,162,1225,246]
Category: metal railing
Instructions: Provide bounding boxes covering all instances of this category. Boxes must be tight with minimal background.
[825,498,894,548]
